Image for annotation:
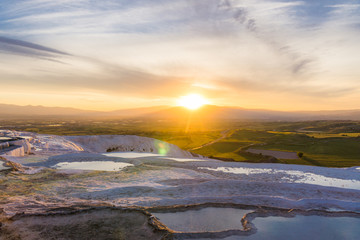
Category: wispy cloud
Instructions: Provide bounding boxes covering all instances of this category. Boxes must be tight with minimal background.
[0,0,359,110]
[0,36,69,56]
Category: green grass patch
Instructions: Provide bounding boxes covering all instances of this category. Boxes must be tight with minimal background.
[193,128,360,167]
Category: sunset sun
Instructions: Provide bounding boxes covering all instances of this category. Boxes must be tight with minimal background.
[177,94,209,110]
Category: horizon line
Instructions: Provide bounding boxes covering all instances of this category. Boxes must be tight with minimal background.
[1,102,360,113]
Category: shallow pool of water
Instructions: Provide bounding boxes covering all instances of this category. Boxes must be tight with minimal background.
[152,207,252,232]
[103,152,163,158]
[52,161,134,171]
[0,161,11,170]
[194,215,360,240]
[103,152,205,162]
[248,215,360,240]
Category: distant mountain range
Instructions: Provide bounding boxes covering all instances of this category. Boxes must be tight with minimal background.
[1,103,360,120]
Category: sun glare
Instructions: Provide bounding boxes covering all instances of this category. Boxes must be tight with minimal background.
[177,94,209,110]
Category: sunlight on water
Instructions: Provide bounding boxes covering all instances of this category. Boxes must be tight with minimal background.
[152,207,252,232]
[198,167,360,190]
[53,161,133,171]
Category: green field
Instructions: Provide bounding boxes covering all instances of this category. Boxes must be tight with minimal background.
[191,129,360,167]
[1,118,359,167]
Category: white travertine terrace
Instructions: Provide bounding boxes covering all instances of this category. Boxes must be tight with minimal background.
[0,129,359,216]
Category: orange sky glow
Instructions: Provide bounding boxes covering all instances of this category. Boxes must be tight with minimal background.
[0,1,359,111]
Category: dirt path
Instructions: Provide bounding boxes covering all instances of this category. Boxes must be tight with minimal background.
[190,129,232,151]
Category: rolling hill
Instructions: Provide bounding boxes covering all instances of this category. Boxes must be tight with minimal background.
[1,103,360,120]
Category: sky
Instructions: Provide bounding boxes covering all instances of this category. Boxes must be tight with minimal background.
[0,0,359,111]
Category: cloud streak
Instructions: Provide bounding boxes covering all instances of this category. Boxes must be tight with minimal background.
[0,36,70,61]
[0,0,359,110]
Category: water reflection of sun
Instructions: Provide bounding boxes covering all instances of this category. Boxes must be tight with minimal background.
[177,94,209,110]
